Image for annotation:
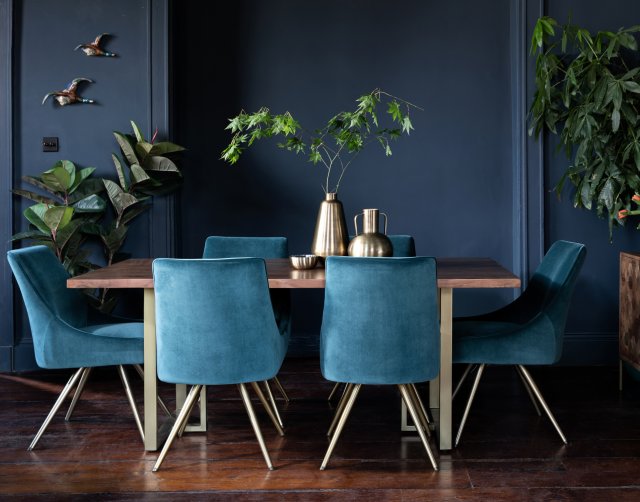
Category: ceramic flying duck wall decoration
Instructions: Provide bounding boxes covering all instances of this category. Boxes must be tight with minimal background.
[74,33,116,57]
[42,78,95,106]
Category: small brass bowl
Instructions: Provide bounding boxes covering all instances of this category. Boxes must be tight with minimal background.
[290,254,318,270]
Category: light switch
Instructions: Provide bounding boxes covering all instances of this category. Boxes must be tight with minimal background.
[42,137,58,152]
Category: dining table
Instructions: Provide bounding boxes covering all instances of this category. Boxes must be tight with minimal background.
[67,257,520,451]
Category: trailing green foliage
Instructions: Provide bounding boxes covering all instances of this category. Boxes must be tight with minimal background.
[221,88,420,194]
[529,16,640,238]
[12,121,184,311]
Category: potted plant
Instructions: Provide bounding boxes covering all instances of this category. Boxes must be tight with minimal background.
[529,16,640,238]
[12,121,184,312]
[221,88,420,257]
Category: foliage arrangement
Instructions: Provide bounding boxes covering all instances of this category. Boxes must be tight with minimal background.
[221,88,421,194]
[12,121,184,311]
[529,16,640,237]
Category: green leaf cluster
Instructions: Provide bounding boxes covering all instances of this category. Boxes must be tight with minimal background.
[529,16,640,238]
[221,88,421,194]
[11,120,185,312]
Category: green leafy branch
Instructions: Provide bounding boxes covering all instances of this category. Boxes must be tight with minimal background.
[529,16,640,238]
[221,88,421,194]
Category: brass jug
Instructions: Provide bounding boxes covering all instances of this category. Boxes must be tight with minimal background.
[311,192,349,260]
[348,208,393,257]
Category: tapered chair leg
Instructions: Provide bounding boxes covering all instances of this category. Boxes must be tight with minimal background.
[28,367,85,451]
[65,367,92,420]
[328,383,354,437]
[153,384,202,472]
[320,384,361,470]
[407,383,432,436]
[271,376,290,403]
[399,384,438,470]
[455,363,485,447]
[517,365,567,444]
[515,365,541,416]
[327,382,343,402]
[117,365,144,442]
[132,364,172,417]
[262,380,284,428]
[452,364,476,400]
[250,382,284,436]
[239,383,275,470]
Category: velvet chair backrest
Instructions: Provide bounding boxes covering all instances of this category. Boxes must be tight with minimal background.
[202,236,288,259]
[320,256,440,385]
[7,247,88,360]
[153,258,286,385]
[202,235,291,339]
[387,235,416,257]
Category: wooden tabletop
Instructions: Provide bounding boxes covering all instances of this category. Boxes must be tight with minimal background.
[67,257,520,290]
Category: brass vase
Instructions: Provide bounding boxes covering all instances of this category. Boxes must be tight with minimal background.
[348,208,393,257]
[311,192,349,260]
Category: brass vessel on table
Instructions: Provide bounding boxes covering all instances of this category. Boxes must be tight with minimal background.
[311,193,349,261]
[348,208,393,257]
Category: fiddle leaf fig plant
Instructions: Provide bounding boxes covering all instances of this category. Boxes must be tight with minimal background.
[529,16,640,237]
[221,88,421,194]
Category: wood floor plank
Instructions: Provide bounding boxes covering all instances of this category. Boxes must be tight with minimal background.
[1,360,640,499]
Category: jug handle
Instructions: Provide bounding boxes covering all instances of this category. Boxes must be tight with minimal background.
[380,212,388,235]
[353,212,364,236]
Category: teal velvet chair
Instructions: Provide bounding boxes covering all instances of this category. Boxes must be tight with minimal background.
[7,246,146,450]
[152,257,287,471]
[452,240,586,447]
[203,236,291,412]
[319,256,439,471]
[327,235,418,401]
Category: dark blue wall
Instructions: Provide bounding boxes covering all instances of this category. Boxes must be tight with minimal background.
[4,0,640,369]
[1,0,170,371]
[173,0,517,353]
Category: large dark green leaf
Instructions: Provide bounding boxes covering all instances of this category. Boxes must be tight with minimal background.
[68,178,104,204]
[55,218,84,251]
[23,204,51,234]
[73,194,106,213]
[103,179,140,216]
[43,206,74,233]
[143,156,181,173]
[102,225,128,255]
[10,229,49,242]
[121,203,150,226]
[114,131,139,166]
[130,120,145,143]
[11,189,57,205]
[111,154,128,191]
[69,167,96,194]
[148,141,186,156]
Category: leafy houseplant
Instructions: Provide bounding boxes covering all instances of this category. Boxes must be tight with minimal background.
[12,121,184,311]
[529,16,640,237]
[221,88,420,194]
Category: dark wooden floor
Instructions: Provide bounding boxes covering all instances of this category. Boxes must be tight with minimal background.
[2,358,640,501]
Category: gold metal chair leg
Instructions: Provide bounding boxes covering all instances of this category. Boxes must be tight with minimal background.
[407,383,432,437]
[327,383,354,437]
[455,363,485,447]
[262,380,284,428]
[239,383,274,470]
[320,383,361,470]
[327,382,343,402]
[452,364,475,401]
[132,364,172,417]
[117,365,144,442]
[28,367,85,451]
[515,365,541,416]
[152,384,202,472]
[399,384,438,471]
[271,376,290,402]
[65,367,91,420]
[517,365,567,444]
[250,382,284,436]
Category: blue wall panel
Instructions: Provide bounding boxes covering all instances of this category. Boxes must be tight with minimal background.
[3,0,167,371]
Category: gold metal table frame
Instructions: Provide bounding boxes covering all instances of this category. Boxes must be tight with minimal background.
[67,257,520,451]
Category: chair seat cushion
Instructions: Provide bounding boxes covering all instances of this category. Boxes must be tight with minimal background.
[453,318,558,365]
[84,322,144,339]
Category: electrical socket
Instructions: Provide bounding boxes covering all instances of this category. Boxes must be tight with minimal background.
[42,137,58,152]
